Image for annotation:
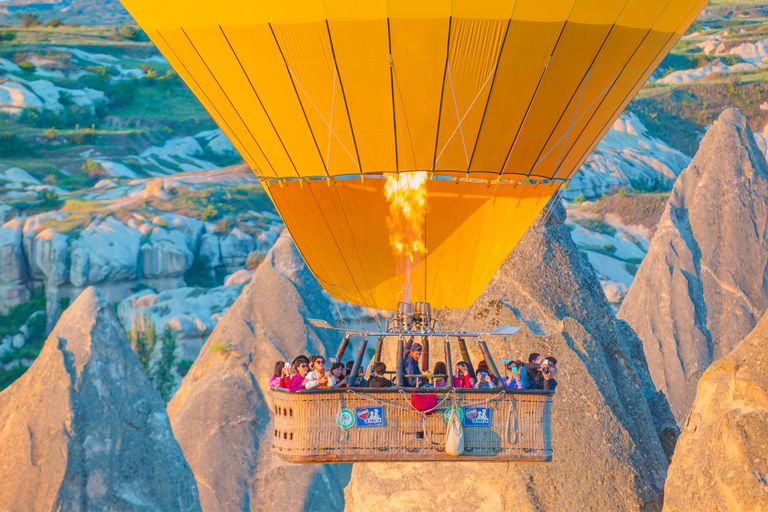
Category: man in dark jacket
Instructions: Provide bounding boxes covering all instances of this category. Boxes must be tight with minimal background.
[369,362,393,388]
[530,356,558,391]
[403,337,423,387]
[525,353,544,387]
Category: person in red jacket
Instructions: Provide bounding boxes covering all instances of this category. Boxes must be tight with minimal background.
[452,361,476,388]
[288,355,310,392]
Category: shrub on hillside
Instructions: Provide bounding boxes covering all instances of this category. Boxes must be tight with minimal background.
[18,61,36,75]
[0,131,25,157]
[0,30,16,42]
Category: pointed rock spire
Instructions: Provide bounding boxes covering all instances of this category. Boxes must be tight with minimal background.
[618,108,768,424]
[0,286,200,512]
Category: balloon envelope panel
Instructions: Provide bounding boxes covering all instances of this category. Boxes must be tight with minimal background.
[119,0,707,309]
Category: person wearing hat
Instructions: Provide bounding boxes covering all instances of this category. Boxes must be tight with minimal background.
[403,336,423,387]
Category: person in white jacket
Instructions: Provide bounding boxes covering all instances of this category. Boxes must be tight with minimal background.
[304,357,333,389]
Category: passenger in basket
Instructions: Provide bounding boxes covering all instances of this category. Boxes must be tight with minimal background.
[453,362,476,388]
[369,362,393,388]
[525,352,545,387]
[476,360,498,385]
[344,361,369,387]
[304,356,330,389]
[502,360,527,389]
[403,337,423,387]
[288,355,310,392]
[474,369,497,389]
[328,362,348,388]
[269,360,291,388]
[432,362,447,387]
[532,357,558,392]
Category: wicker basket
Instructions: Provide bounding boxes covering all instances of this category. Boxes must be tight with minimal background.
[272,388,552,463]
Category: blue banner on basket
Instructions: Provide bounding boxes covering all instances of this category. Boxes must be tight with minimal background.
[355,406,385,427]
[463,406,492,427]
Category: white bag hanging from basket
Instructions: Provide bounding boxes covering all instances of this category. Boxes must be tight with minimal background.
[445,408,464,456]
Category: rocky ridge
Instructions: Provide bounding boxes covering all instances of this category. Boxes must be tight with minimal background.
[0,286,200,511]
[618,108,768,425]
[344,198,678,512]
[663,310,768,511]
[166,230,351,512]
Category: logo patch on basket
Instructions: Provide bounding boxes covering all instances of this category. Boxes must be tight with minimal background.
[443,407,464,424]
[336,408,355,429]
[355,406,384,427]
[463,406,492,427]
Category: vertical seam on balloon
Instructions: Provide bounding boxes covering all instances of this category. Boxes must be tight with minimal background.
[270,184,367,316]
[528,0,633,177]
[157,30,267,176]
[329,184,386,326]
[551,0,676,179]
[431,16,453,172]
[152,32,254,170]
[325,20,364,175]
[218,25,300,179]
[387,18,399,172]
[498,20,568,175]
[468,18,512,173]
[550,28,657,180]
[527,22,620,178]
[177,27,276,176]
[556,31,679,182]
[268,22,330,177]
[305,184,373,309]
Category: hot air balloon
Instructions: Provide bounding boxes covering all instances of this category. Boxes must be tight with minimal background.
[120,0,707,462]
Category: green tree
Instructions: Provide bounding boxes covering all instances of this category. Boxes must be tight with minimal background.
[153,326,177,402]
[127,312,156,373]
[16,13,40,28]
[44,18,64,27]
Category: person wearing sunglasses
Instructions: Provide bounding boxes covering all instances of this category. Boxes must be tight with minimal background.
[304,356,331,389]
[288,355,311,392]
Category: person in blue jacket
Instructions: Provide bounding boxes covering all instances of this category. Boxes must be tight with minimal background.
[403,337,423,387]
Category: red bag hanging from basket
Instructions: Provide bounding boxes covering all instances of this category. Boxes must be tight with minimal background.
[411,388,438,414]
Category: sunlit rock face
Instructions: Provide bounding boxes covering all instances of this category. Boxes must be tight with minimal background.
[345,199,677,512]
[663,311,768,512]
[167,231,351,512]
[0,286,200,511]
[619,108,768,425]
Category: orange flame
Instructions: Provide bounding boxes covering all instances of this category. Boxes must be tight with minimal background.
[384,172,428,302]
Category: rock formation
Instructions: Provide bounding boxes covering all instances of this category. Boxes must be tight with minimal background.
[344,198,678,512]
[0,219,30,313]
[663,310,768,511]
[167,231,351,512]
[618,108,768,424]
[0,286,200,511]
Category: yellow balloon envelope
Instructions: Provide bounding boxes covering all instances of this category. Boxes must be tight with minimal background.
[119,0,706,310]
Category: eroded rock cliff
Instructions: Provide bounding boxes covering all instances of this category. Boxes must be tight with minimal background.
[663,310,768,511]
[344,198,676,512]
[167,231,351,512]
[618,108,768,425]
[0,286,200,511]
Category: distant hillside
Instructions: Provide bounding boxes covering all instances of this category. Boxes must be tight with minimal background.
[0,0,132,26]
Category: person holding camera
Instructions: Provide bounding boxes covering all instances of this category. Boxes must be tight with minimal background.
[328,362,348,388]
[474,369,497,389]
[538,357,558,391]
[269,360,292,388]
[453,361,476,388]
[287,355,311,392]
[502,360,527,389]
